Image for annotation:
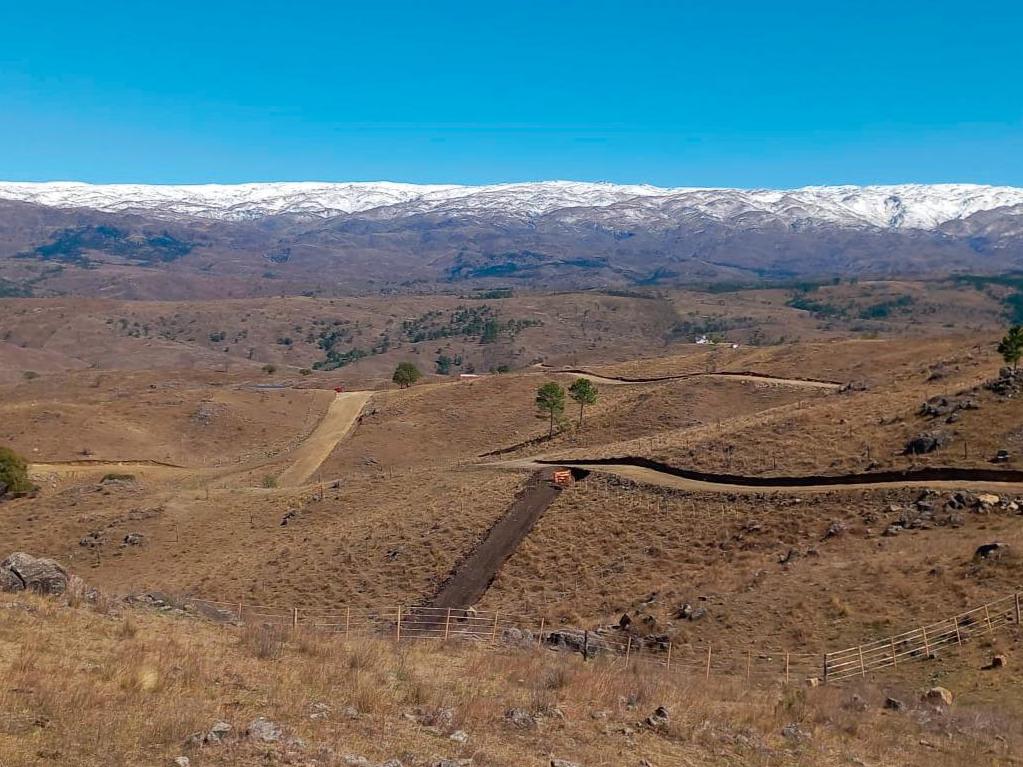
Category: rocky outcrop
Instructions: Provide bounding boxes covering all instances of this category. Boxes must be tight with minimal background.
[0,552,68,595]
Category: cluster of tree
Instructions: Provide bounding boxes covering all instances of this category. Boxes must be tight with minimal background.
[535,378,599,437]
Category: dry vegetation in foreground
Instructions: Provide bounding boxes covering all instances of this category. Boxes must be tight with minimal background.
[2,591,1022,767]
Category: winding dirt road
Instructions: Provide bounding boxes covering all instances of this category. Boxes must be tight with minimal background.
[557,368,843,390]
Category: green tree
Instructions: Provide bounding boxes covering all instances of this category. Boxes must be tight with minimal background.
[480,319,499,344]
[568,377,598,426]
[535,381,566,438]
[998,325,1023,372]
[0,446,32,494]
[392,361,422,389]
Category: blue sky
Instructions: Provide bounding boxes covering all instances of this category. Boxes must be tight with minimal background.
[1,1,1021,187]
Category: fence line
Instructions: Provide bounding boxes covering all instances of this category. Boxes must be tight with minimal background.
[181,590,1022,686]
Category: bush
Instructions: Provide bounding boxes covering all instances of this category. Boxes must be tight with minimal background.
[262,475,278,488]
[22,370,39,380]
[263,364,277,374]
[0,446,32,494]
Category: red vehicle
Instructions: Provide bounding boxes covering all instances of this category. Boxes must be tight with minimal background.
[334,385,344,394]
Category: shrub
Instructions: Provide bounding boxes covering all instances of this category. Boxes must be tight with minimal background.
[0,446,32,494]
[262,364,277,374]
[262,475,278,488]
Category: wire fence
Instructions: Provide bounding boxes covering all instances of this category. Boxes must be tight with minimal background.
[182,591,1022,686]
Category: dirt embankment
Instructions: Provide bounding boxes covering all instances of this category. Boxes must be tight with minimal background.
[427,468,585,609]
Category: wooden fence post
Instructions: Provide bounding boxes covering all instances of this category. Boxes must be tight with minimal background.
[293,607,299,631]
[890,637,898,666]
[537,617,545,647]
[984,604,994,635]
[443,608,452,641]
[396,606,402,643]
[858,644,866,677]
[921,626,929,658]
[238,600,244,622]
[666,642,672,672]
[822,654,828,684]
[954,617,962,647]
[1016,593,1022,625]
[625,636,632,669]
[705,644,712,680]
[785,653,790,684]
[345,606,351,639]
[746,649,752,683]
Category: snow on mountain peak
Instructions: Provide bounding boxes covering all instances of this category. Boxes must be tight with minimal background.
[0,180,1021,230]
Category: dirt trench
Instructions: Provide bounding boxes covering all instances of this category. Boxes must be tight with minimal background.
[426,467,585,609]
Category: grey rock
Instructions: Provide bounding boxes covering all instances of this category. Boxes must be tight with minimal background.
[342,756,372,767]
[504,708,536,730]
[173,758,190,767]
[884,697,905,711]
[0,552,68,595]
[903,432,949,455]
[781,723,809,742]
[246,716,282,743]
[974,542,1010,560]
[449,729,469,743]
[205,720,232,744]
[645,705,670,728]
[122,532,145,546]
[551,760,582,767]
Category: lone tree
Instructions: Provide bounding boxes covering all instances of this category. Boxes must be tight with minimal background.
[535,381,566,438]
[0,446,32,495]
[568,377,598,426]
[392,361,422,389]
[998,325,1023,372]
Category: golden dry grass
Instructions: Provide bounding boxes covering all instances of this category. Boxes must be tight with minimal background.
[2,591,1022,767]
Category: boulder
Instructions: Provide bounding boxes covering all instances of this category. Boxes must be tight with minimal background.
[904,432,949,455]
[923,687,953,706]
[550,761,581,767]
[0,552,68,595]
[977,493,1000,507]
[246,717,282,743]
[122,532,145,547]
[645,705,670,729]
[884,697,905,711]
[989,654,1008,669]
[205,721,232,744]
[974,542,1010,560]
[504,708,536,730]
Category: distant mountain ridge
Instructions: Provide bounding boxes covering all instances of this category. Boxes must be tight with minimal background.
[2,180,1023,231]
[3,180,1023,298]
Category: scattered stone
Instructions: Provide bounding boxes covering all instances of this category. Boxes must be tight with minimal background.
[449,730,469,743]
[504,708,536,730]
[781,723,809,742]
[309,702,331,720]
[341,705,360,720]
[246,716,282,743]
[380,760,404,767]
[0,552,68,595]
[433,760,473,767]
[342,756,371,767]
[988,654,1008,670]
[280,510,299,526]
[173,758,190,767]
[206,721,232,744]
[923,687,953,707]
[121,532,145,547]
[884,697,905,711]
[824,521,845,539]
[977,493,1000,507]
[645,706,670,729]
[550,760,581,767]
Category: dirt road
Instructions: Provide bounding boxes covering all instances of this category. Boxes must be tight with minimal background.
[276,391,373,487]
[558,368,843,390]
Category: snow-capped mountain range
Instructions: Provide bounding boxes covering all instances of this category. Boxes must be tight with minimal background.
[2,180,1023,231]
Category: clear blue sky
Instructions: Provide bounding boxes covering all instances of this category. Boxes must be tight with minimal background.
[1,1,1021,187]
